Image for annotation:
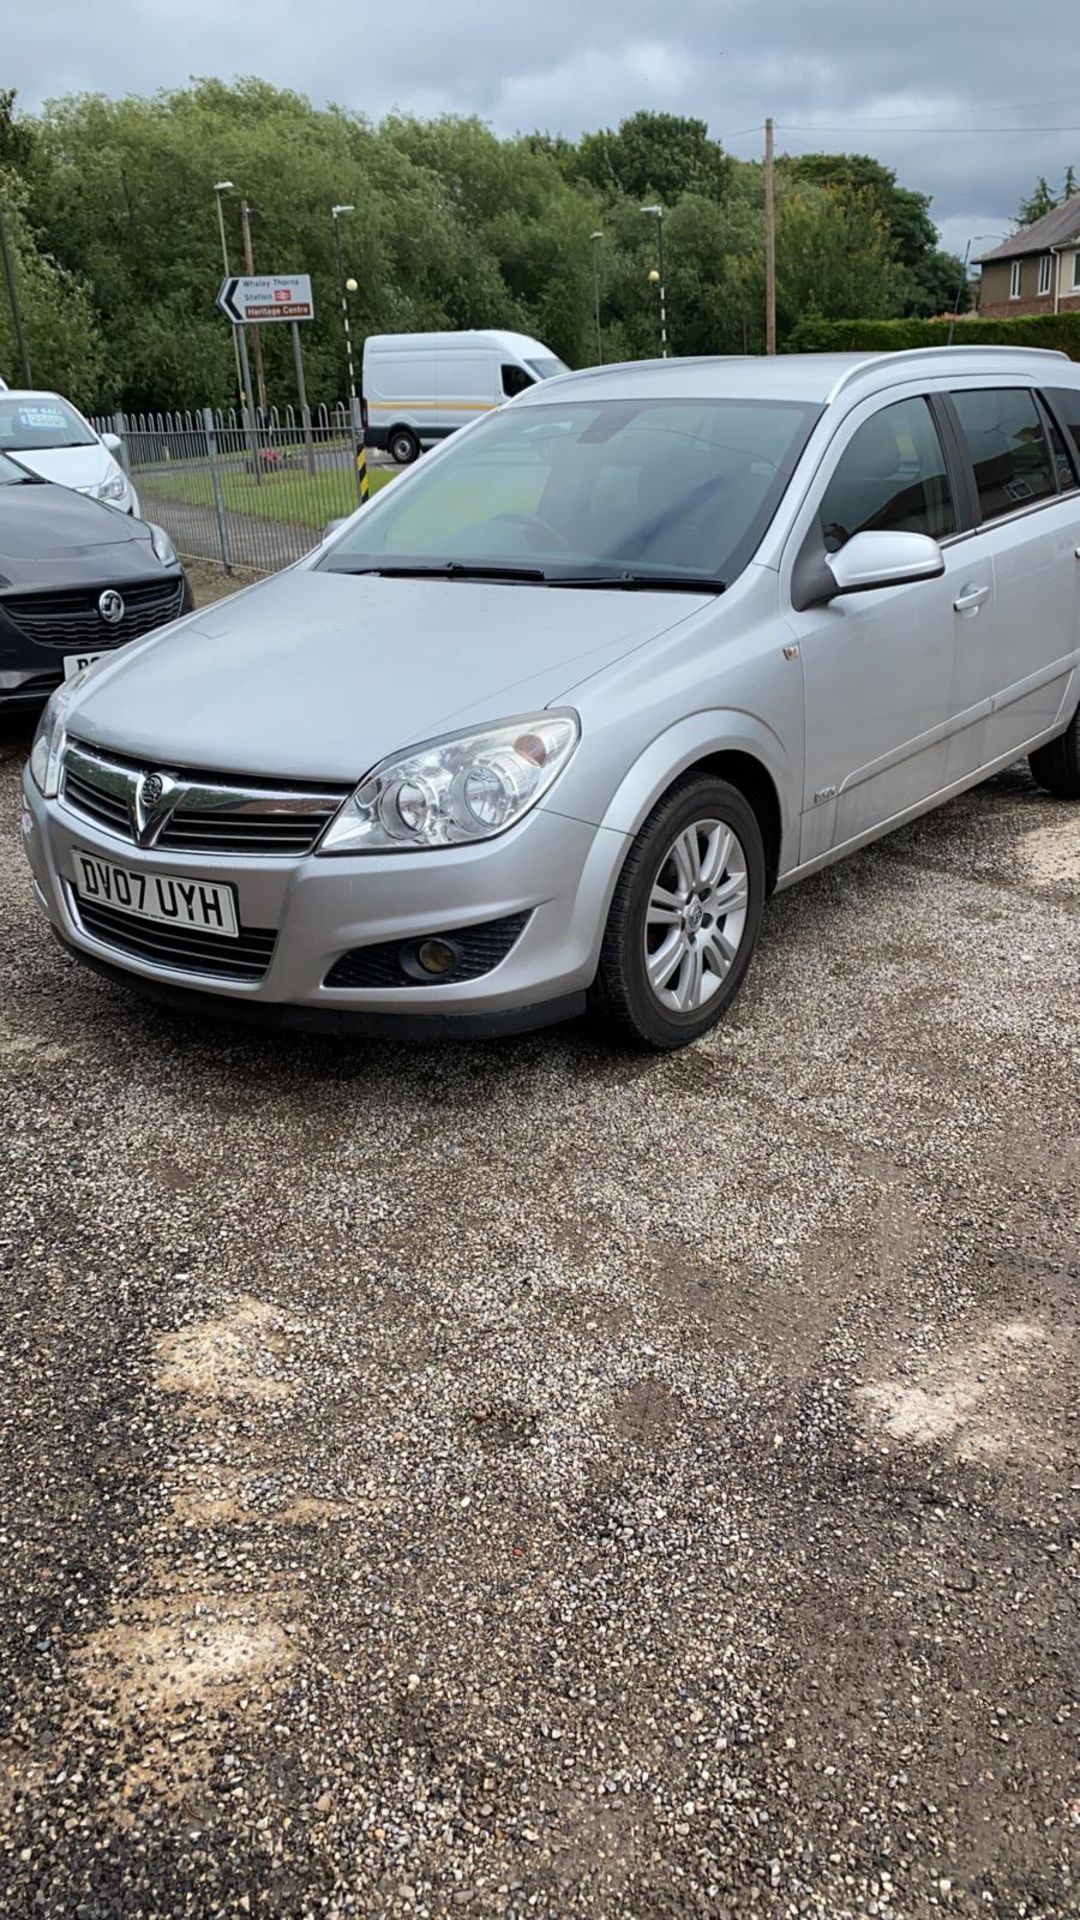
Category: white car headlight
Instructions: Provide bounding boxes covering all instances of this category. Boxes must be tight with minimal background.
[99,471,128,503]
[28,667,94,797]
[318,713,580,855]
[148,523,177,567]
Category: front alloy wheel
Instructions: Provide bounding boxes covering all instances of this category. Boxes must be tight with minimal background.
[591,775,765,1050]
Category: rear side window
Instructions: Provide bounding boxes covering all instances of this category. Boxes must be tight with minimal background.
[818,396,956,553]
[950,388,1056,522]
[1045,387,1080,486]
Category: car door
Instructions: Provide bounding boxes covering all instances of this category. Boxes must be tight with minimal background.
[944,383,1080,766]
[781,390,986,862]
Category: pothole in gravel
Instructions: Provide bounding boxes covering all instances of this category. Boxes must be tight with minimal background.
[70,1297,328,1811]
[0,1016,69,1063]
[856,1315,1074,1465]
[152,1295,295,1405]
[1017,814,1080,889]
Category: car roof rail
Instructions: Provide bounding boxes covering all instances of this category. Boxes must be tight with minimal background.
[825,345,1070,403]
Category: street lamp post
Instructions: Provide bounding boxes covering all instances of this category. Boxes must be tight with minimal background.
[947,231,1011,344]
[589,230,603,365]
[213,180,246,415]
[331,204,369,504]
[641,204,667,357]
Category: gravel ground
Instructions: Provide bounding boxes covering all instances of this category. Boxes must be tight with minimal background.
[0,707,1077,1918]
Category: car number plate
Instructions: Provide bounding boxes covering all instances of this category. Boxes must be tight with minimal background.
[71,849,239,937]
[64,652,103,680]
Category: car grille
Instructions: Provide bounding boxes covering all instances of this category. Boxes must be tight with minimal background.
[2,577,187,649]
[325,913,531,989]
[61,739,349,856]
[71,891,277,982]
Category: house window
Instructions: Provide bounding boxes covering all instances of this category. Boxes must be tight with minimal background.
[1038,254,1053,296]
[1073,252,1080,289]
[1010,260,1023,299]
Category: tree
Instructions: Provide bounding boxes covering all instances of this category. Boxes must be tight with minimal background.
[0,169,103,396]
[573,112,731,206]
[1017,169,1079,226]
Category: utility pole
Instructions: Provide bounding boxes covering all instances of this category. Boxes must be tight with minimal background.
[240,198,268,415]
[0,200,32,387]
[765,118,777,356]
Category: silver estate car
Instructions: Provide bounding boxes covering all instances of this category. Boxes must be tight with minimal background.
[21,348,1080,1050]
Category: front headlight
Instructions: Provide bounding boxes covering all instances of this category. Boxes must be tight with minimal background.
[28,667,94,797]
[317,712,580,855]
[148,523,177,567]
[99,471,128,503]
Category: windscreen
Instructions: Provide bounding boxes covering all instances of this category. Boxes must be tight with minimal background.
[526,356,570,381]
[0,396,96,451]
[0,450,38,485]
[320,395,819,586]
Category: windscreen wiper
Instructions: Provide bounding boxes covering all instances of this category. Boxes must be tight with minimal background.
[334,561,547,583]
[544,571,725,593]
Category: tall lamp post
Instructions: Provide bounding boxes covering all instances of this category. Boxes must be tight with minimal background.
[641,204,667,358]
[331,203,369,503]
[946,232,1010,344]
[213,180,246,414]
[589,230,604,364]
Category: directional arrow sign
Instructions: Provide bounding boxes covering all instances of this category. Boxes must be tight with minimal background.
[217,274,315,324]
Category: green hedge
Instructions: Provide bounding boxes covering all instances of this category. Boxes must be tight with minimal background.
[784,312,1080,360]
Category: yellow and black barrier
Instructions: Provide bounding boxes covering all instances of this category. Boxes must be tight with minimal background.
[356,443,370,503]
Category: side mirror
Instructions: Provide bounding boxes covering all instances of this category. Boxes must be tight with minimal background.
[101,431,122,456]
[826,530,945,598]
[322,518,347,542]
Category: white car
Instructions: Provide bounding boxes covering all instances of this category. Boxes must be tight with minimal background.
[0,390,139,515]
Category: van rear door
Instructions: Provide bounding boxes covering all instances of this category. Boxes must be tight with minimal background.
[366,346,436,445]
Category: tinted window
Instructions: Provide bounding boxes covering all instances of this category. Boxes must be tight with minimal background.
[1046,387,1080,486]
[320,396,820,585]
[951,387,1056,522]
[501,364,534,398]
[819,396,956,554]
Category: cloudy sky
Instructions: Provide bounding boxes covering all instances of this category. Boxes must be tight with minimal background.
[11,0,1080,255]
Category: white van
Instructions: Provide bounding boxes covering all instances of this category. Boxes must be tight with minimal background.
[362,330,569,464]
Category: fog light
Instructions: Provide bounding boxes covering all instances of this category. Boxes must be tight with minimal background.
[415,938,457,977]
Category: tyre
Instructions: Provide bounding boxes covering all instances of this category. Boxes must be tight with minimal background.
[590,775,766,1051]
[1029,704,1080,799]
[389,427,421,465]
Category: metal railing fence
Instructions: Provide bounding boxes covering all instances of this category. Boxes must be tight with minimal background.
[90,402,369,576]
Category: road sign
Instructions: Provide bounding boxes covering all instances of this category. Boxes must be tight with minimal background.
[217,274,315,325]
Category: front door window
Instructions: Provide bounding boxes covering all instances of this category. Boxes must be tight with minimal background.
[818,396,957,554]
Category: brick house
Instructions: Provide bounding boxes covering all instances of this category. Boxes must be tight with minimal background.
[977,195,1080,316]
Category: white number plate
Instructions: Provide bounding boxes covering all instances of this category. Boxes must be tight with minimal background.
[71,849,239,938]
[64,652,103,680]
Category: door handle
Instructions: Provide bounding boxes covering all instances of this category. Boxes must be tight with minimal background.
[953,583,990,614]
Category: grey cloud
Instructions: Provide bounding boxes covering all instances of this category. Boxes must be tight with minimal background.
[12,0,1080,247]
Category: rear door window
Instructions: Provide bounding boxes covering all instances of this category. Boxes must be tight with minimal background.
[817,395,956,553]
[949,387,1057,522]
[1045,387,1080,487]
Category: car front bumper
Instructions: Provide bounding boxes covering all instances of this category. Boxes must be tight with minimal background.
[21,771,628,1033]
